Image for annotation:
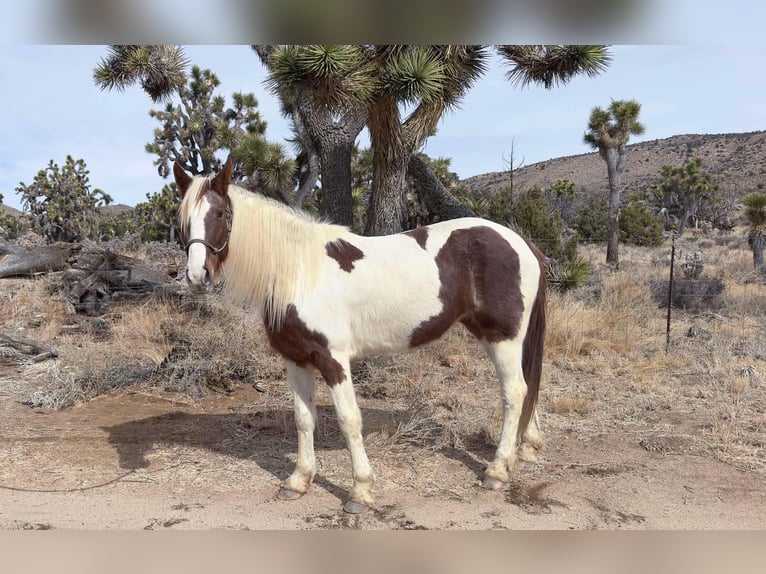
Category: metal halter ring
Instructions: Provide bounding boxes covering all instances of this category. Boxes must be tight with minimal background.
[184,207,232,255]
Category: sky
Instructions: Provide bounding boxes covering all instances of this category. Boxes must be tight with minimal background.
[2,44,766,211]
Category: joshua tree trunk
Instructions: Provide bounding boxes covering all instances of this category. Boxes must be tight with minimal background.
[366,150,408,235]
[604,147,624,266]
[752,235,765,269]
[290,100,365,227]
[253,44,363,227]
[407,154,474,222]
[318,137,355,226]
[365,97,408,235]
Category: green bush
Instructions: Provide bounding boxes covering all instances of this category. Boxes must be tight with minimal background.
[619,199,664,247]
[572,197,608,242]
[0,211,29,241]
[512,186,563,261]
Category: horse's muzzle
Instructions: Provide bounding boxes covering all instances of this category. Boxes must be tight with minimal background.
[186,266,213,294]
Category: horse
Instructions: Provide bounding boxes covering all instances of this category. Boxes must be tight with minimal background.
[175,159,547,514]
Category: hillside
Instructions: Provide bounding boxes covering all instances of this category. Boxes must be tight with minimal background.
[4,131,766,222]
[462,131,766,200]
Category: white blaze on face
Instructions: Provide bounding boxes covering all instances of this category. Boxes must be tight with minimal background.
[186,197,212,287]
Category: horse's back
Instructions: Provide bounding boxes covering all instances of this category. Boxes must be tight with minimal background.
[304,216,543,357]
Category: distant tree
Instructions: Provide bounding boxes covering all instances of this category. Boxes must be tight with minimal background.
[145,66,297,203]
[583,98,645,266]
[651,157,719,235]
[133,183,181,243]
[549,178,577,223]
[0,211,27,241]
[15,156,112,243]
[743,192,766,270]
[501,138,525,207]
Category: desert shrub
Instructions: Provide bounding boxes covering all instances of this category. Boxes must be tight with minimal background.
[680,251,704,279]
[24,360,155,409]
[512,186,564,261]
[572,197,608,242]
[0,212,29,241]
[548,254,592,292]
[619,198,665,247]
[151,301,283,396]
[650,277,726,310]
[96,211,135,241]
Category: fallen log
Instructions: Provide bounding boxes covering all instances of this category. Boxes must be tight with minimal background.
[0,242,79,278]
[0,330,58,362]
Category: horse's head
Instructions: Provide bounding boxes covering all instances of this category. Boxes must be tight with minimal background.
[175,159,233,295]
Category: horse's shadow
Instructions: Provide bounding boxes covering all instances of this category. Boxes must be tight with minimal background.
[102,405,494,503]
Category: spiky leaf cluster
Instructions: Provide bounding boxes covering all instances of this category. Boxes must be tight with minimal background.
[583,99,644,155]
[498,45,611,89]
[94,45,189,103]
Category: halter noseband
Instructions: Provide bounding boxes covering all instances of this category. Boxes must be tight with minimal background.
[184,207,233,255]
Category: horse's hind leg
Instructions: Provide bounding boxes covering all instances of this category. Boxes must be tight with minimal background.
[278,361,318,501]
[326,354,375,514]
[484,338,527,489]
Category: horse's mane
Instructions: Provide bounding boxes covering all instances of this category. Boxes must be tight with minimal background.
[180,178,347,328]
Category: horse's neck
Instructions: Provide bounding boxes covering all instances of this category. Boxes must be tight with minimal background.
[224,190,345,325]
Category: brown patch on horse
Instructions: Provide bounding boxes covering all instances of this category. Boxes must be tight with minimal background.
[404,227,428,250]
[410,226,524,347]
[265,305,345,386]
[326,239,364,272]
[195,181,231,274]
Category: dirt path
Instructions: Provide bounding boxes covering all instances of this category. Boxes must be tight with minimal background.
[1,373,763,530]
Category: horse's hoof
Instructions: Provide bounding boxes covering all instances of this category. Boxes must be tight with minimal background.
[277,488,304,501]
[343,500,371,514]
[484,477,507,491]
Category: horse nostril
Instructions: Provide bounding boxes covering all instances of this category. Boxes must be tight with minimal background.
[203,266,212,285]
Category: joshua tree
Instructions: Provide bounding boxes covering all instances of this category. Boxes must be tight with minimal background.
[652,157,719,235]
[583,98,645,266]
[743,192,766,270]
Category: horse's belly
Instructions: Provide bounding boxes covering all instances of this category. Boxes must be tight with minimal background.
[348,316,422,358]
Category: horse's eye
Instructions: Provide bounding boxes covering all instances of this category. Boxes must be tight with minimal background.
[216,210,224,219]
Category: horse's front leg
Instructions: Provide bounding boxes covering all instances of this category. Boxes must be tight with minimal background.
[277,361,318,501]
[326,354,375,514]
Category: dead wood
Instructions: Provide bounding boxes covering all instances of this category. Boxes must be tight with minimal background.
[0,331,58,362]
[0,242,79,278]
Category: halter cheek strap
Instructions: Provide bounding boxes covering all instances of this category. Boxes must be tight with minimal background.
[184,207,233,255]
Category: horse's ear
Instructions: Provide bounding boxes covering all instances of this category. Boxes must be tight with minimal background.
[173,162,193,197]
[210,158,233,196]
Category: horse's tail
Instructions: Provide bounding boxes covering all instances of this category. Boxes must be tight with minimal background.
[518,241,547,440]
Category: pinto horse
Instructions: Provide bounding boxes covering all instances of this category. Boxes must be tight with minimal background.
[175,159,546,514]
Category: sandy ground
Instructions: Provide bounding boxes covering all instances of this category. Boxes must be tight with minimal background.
[1,370,764,531]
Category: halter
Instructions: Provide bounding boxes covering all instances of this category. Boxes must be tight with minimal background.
[184,206,233,255]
